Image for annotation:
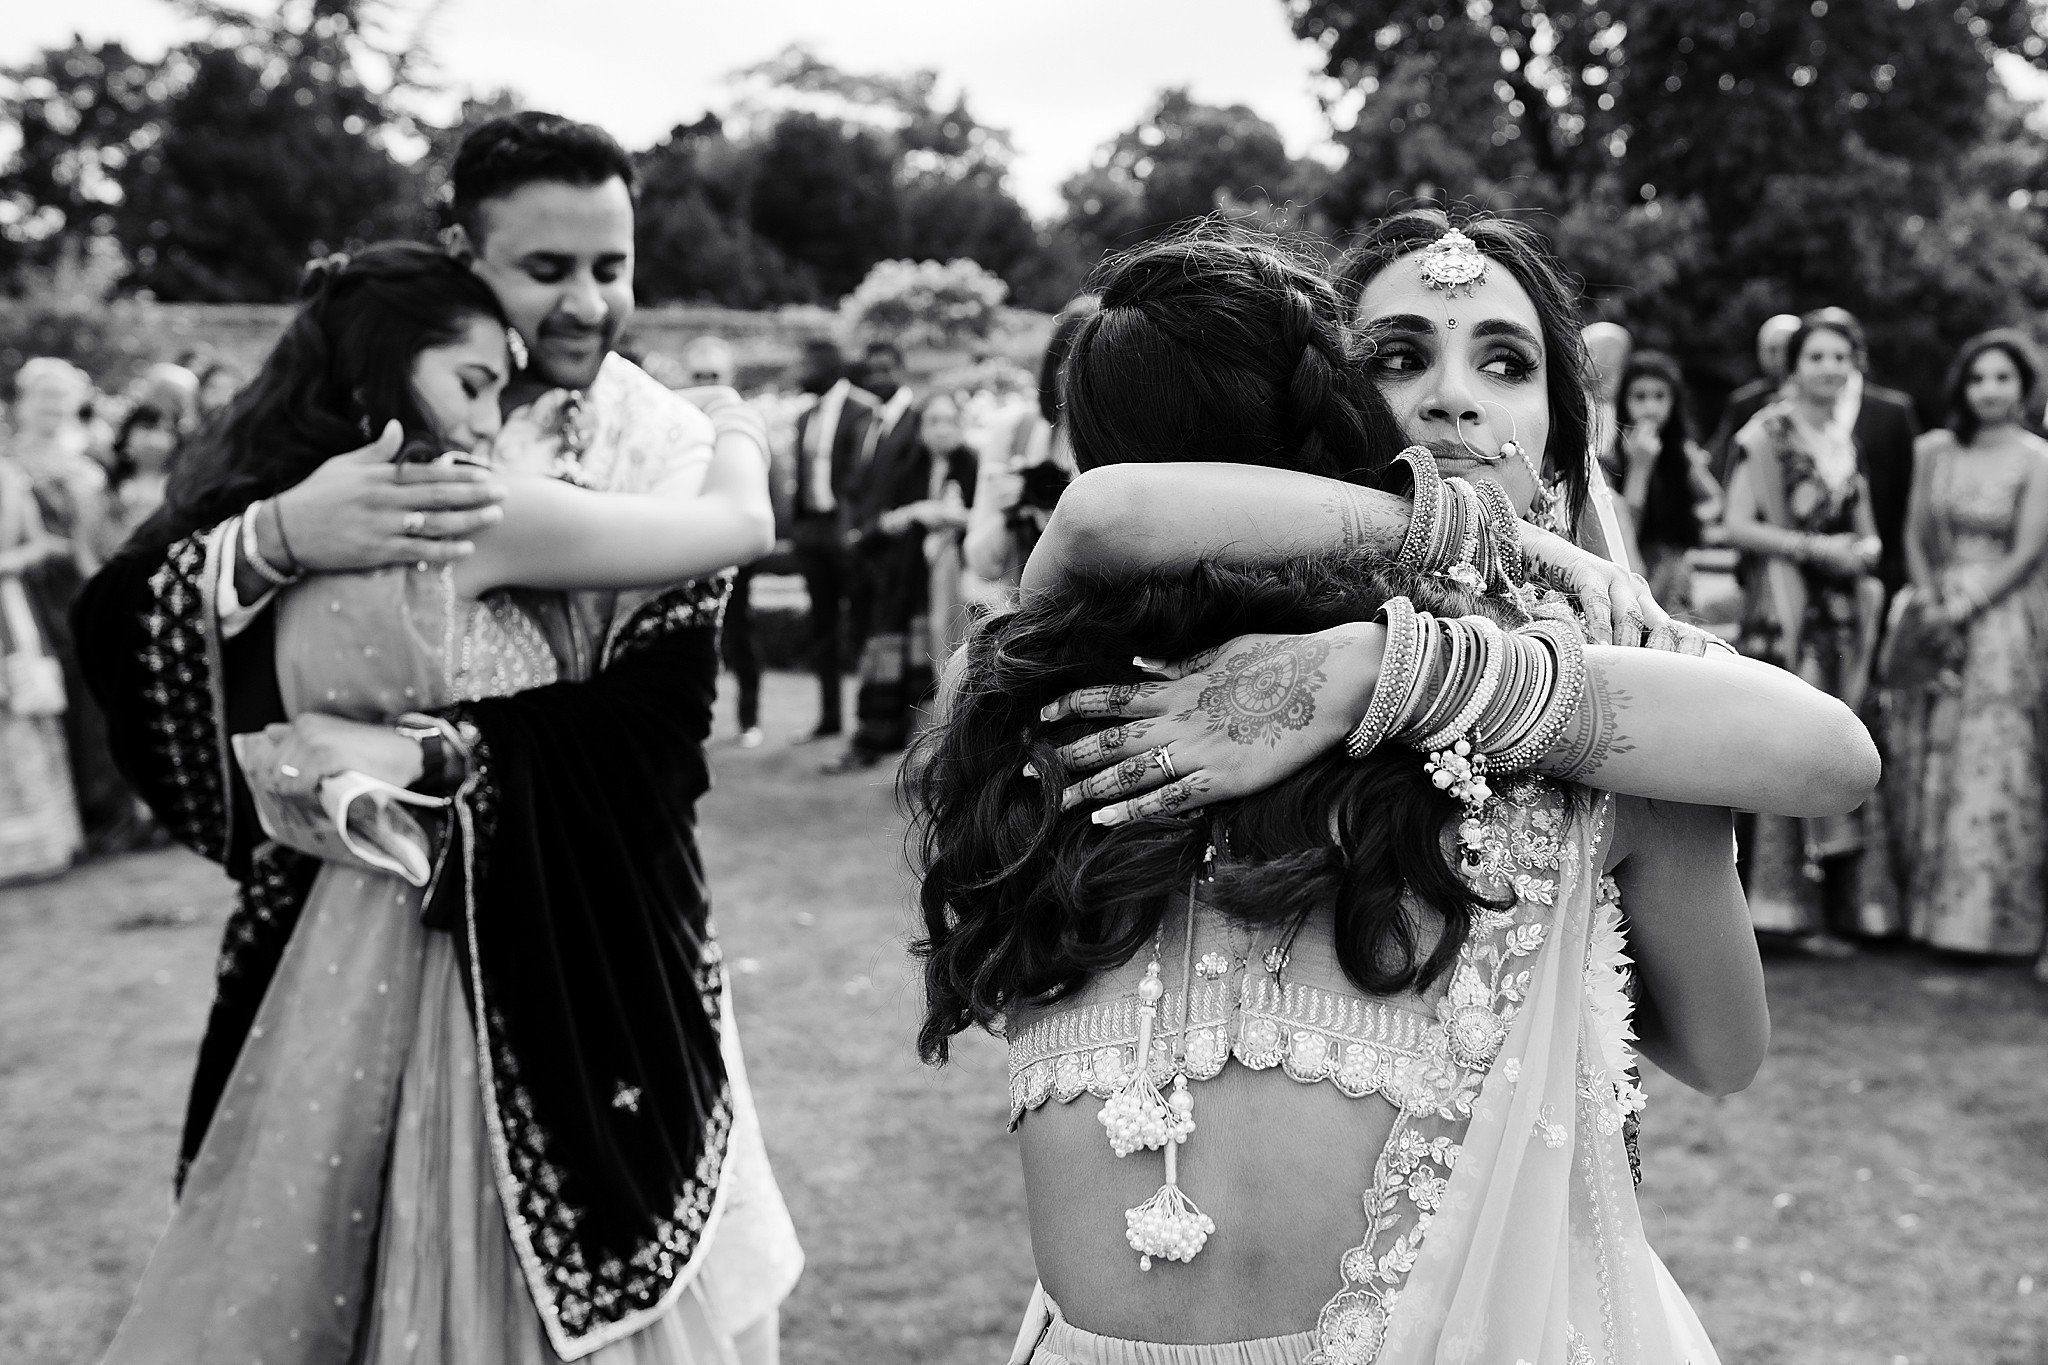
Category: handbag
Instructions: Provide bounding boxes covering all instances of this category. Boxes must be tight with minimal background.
[1876,585,1963,692]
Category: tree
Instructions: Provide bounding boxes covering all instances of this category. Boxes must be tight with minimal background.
[1059,89,1308,261]
[1284,0,2048,410]
[0,40,169,287]
[113,0,428,299]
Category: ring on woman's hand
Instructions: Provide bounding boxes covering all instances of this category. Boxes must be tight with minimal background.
[402,510,427,535]
[278,763,301,778]
[1151,747,1178,781]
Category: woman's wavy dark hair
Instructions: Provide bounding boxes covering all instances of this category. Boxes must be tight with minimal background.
[138,241,505,549]
[912,228,1516,1064]
[1944,327,2045,447]
[1336,210,1594,534]
[1064,229,1408,481]
[1615,350,1702,552]
[911,557,1511,1064]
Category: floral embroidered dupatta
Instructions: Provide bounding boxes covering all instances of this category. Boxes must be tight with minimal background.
[1374,789,1706,1365]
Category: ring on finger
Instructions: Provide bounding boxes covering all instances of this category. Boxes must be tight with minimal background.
[1150,746,1178,782]
[402,510,427,536]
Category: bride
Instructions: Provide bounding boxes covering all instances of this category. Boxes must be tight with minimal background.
[911,230,1877,1364]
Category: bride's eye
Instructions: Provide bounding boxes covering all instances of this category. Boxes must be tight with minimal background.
[1368,341,1428,376]
[1479,348,1538,381]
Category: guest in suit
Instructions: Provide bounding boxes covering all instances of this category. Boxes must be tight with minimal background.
[788,338,878,740]
[1709,313,1800,485]
[827,339,940,772]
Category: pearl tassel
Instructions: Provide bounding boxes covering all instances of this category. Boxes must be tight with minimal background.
[1098,961,1186,1157]
[1125,1076,1213,1269]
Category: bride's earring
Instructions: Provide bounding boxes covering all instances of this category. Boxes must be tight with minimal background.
[507,330,530,373]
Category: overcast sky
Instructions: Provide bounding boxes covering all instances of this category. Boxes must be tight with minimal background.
[6,0,1341,217]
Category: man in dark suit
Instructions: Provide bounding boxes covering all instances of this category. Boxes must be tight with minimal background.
[787,338,879,740]
[1709,313,1800,485]
[824,339,932,773]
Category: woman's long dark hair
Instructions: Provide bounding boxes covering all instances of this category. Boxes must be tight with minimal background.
[1615,350,1702,552]
[1063,230,1408,480]
[138,242,505,549]
[1944,328,2045,447]
[912,230,1509,1064]
[1336,210,1595,534]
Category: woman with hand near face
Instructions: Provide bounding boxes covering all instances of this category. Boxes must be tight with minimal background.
[1604,351,1723,611]
[1722,313,1892,951]
[95,243,796,1365]
[1886,329,2048,978]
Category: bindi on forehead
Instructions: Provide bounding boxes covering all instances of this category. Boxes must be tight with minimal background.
[1357,263,1543,342]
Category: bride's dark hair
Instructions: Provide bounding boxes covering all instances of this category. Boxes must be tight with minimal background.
[140,241,506,549]
[911,230,1511,1064]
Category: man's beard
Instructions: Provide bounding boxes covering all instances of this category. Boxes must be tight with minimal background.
[533,320,615,389]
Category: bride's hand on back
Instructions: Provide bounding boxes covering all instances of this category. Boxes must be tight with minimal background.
[1518,525,1718,655]
[1038,623,1384,826]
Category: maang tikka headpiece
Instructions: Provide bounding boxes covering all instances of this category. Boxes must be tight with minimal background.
[1415,229,1490,296]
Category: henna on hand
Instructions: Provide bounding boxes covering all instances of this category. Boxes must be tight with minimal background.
[1193,636,1333,747]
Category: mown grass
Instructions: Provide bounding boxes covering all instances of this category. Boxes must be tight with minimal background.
[3,672,2044,1364]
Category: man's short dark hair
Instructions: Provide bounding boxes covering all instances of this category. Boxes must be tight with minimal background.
[450,112,639,240]
[862,340,905,367]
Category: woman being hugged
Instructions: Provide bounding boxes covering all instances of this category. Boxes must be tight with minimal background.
[1721,311,1892,949]
[1886,329,2048,978]
[96,243,797,1365]
[914,231,1876,1364]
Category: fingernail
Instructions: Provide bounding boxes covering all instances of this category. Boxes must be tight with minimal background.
[1061,788,1080,811]
[1038,703,1058,722]
[481,507,504,524]
[1132,655,1168,673]
[1022,762,1038,779]
[1091,807,1122,826]
[454,541,476,556]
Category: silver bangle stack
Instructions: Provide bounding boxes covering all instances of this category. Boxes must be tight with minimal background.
[1390,444,1527,600]
[1341,598,1592,817]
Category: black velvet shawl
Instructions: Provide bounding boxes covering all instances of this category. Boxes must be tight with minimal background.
[72,530,737,1358]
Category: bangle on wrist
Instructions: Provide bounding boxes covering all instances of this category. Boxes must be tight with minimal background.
[267,496,302,574]
[241,501,300,588]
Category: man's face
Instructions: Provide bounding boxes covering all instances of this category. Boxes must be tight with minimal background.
[862,349,906,397]
[798,347,841,393]
[466,177,635,392]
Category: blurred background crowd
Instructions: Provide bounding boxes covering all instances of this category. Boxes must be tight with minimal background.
[5,0,2048,960]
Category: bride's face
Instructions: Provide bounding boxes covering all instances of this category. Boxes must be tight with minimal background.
[410,314,511,454]
[1356,254,1551,516]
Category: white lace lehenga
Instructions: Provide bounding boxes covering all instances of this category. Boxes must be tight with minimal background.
[1006,779,1720,1365]
[100,566,800,1365]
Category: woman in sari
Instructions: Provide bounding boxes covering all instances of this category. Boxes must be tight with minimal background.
[1885,329,2048,977]
[87,244,798,1364]
[1721,312,1891,950]
[913,231,1877,1364]
[0,448,83,882]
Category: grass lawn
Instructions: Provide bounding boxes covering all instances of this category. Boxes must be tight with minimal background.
[3,671,2045,1364]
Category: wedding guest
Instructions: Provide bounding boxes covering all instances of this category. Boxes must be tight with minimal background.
[8,357,137,850]
[92,403,178,562]
[0,443,83,883]
[1814,306,1919,599]
[1582,319,1632,456]
[1710,313,1801,484]
[788,338,879,741]
[919,393,979,668]
[1606,351,1723,609]
[681,335,768,747]
[1886,329,2048,980]
[826,339,932,771]
[195,359,245,420]
[962,296,1097,601]
[1722,311,1893,951]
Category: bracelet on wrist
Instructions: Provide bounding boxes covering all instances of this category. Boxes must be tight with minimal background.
[241,501,300,589]
[267,496,303,575]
